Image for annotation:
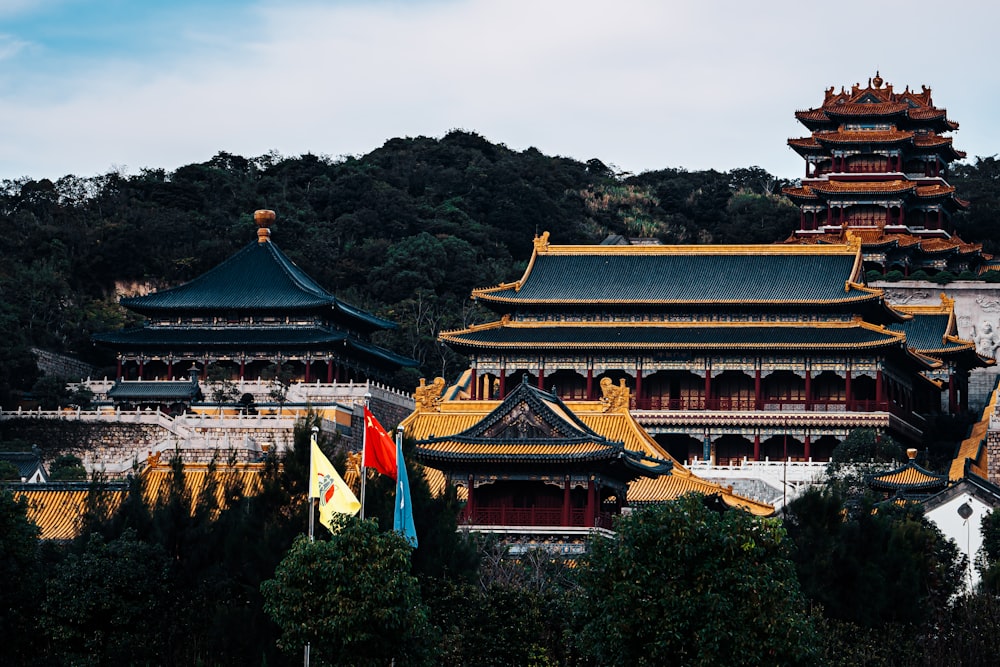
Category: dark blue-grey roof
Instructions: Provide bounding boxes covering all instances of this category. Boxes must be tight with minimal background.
[441,322,905,351]
[474,247,875,306]
[107,379,201,401]
[121,239,395,333]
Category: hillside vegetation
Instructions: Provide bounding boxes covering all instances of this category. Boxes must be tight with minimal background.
[1,131,997,399]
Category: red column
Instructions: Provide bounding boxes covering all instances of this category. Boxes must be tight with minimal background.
[465,476,475,522]
[239,359,245,381]
[167,360,174,381]
[469,367,477,399]
[304,360,311,382]
[804,434,811,461]
[586,368,594,400]
[753,433,761,461]
[326,360,333,383]
[804,368,812,410]
[498,371,506,398]
[845,370,852,410]
[754,368,762,410]
[562,478,571,526]
[586,478,596,527]
[635,365,643,406]
[704,369,712,410]
[876,370,884,407]
[202,360,208,380]
[537,365,545,390]
[116,357,122,380]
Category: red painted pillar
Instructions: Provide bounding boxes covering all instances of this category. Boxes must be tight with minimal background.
[704,369,712,410]
[326,360,333,383]
[304,360,311,383]
[537,365,545,390]
[635,365,643,406]
[876,369,884,408]
[586,368,594,400]
[238,359,245,381]
[753,369,762,408]
[845,369,852,409]
[116,357,123,380]
[804,368,812,410]
[804,434,811,461]
[562,478,571,526]
[498,371,506,398]
[753,433,761,461]
[469,367,477,399]
[465,476,475,522]
[586,478,596,527]
[167,360,174,381]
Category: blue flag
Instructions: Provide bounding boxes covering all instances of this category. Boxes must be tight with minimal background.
[393,430,418,548]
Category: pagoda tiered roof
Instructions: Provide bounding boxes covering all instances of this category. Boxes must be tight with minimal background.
[784,231,984,259]
[792,72,958,132]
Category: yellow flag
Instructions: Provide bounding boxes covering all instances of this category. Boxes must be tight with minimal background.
[310,440,361,531]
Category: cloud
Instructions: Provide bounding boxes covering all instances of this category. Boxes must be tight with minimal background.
[1,0,999,180]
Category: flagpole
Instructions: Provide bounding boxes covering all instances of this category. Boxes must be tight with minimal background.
[305,427,319,667]
[308,427,318,542]
[361,393,371,519]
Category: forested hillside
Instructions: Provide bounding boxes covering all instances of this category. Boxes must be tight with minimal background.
[1,130,997,400]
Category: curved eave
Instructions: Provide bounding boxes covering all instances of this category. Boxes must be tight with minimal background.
[345,337,420,368]
[92,326,352,350]
[440,321,907,352]
[414,440,623,464]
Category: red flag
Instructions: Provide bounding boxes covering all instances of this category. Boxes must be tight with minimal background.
[363,406,398,480]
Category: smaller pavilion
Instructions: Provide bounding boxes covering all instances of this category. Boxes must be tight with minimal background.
[413,376,673,532]
[868,448,949,500]
[94,210,417,386]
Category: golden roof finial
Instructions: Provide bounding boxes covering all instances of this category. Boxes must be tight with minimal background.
[533,231,551,253]
[873,70,883,88]
[255,209,275,243]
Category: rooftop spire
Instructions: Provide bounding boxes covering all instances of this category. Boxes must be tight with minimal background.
[255,209,275,243]
[873,70,883,88]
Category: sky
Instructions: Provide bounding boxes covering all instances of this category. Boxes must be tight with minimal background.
[2,0,1000,183]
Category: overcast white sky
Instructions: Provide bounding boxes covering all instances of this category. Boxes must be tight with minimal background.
[2,0,999,182]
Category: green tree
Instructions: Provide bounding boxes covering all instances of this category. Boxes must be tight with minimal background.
[577,494,820,666]
[825,427,904,499]
[262,523,436,666]
[785,488,965,628]
[48,453,87,481]
[0,490,41,664]
[40,530,174,665]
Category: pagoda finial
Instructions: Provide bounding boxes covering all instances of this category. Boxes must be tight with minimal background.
[255,209,275,244]
[873,70,883,88]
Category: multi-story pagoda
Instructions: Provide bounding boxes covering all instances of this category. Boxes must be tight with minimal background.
[440,232,941,464]
[783,72,989,275]
[94,210,417,385]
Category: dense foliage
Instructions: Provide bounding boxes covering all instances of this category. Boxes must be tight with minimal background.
[0,133,832,401]
[578,494,821,666]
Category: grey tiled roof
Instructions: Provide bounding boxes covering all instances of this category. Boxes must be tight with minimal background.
[107,380,201,400]
[442,323,903,350]
[477,253,872,305]
[121,240,394,332]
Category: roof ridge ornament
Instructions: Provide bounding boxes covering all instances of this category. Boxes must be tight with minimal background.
[599,377,630,413]
[255,209,275,244]
[533,231,550,253]
[414,377,446,412]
